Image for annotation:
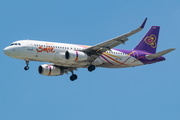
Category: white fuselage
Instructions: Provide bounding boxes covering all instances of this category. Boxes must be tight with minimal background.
[4,40,144,68]
[3,19,172,81]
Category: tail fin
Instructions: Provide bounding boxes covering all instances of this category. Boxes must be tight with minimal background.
[134,26,160,53]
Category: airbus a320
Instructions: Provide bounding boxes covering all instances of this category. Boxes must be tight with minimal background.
[3,18,175,81]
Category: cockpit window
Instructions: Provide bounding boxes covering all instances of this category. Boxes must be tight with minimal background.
[10,43,21,46]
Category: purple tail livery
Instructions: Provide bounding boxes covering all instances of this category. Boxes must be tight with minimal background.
[134,26,160,53]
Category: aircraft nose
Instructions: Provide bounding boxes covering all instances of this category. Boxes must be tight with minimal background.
[3,47,10,56]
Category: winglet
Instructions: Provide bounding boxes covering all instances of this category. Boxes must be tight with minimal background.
[140,18,147,28]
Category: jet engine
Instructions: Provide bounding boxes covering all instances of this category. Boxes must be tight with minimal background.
[54,52,66,61]
[38,64,64,76]
[65,50,89,62]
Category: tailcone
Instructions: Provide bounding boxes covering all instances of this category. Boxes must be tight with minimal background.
[159,56,166,61]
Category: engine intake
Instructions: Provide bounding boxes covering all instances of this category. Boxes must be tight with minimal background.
[65,50,88,62]
[38,64,63,76]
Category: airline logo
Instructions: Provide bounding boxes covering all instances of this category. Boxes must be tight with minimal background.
[36,46,55,53]
[144,34,157,48]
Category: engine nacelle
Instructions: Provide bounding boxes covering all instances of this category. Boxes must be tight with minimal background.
[38,64,63,76]
[65,50,89,62]
[54,52,66,61]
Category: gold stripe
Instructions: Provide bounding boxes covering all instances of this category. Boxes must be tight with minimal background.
[127,51,135,56]
[102,53,127,65]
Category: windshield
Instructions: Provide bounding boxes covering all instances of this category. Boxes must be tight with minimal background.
[10,43,21,46]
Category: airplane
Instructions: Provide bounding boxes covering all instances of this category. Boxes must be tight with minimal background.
[3,18,175,81]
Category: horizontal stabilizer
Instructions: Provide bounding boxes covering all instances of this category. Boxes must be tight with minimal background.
[146,48,176,60]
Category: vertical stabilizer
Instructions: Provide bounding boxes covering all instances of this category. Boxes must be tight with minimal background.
[134,26,160,53]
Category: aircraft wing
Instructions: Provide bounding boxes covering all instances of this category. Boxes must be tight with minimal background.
[83,18,147,59]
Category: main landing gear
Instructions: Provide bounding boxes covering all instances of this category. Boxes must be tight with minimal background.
[88,65,96,72]
[69,69,78,81]
[70,74,78,81]
[69,65,95,81]
[24,59,29,71]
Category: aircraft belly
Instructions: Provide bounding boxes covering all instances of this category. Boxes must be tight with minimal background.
[52,61,89,68]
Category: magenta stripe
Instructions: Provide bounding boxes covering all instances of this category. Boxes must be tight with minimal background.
[100,55,114,65]
[76,51,78,58]
[120,57,131,66]
[75,51,78,61]
[48,65,51,76]
[49,66,51,72]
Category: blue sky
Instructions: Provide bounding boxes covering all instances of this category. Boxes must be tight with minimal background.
[1,0,180,120]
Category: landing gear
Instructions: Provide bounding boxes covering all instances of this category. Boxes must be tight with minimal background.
[88,65,95,72]
[69,68,78,81]
[70,74,78,81]
[24,66,29,70]
[24,59,29,71]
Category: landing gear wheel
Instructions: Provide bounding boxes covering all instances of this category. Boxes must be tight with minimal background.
[70,74,78,81]
[24,66,29,70]
[24,59,30,71]
[88,65,95,72]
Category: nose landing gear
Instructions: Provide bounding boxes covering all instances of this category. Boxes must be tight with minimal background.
[24,59,29,70]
